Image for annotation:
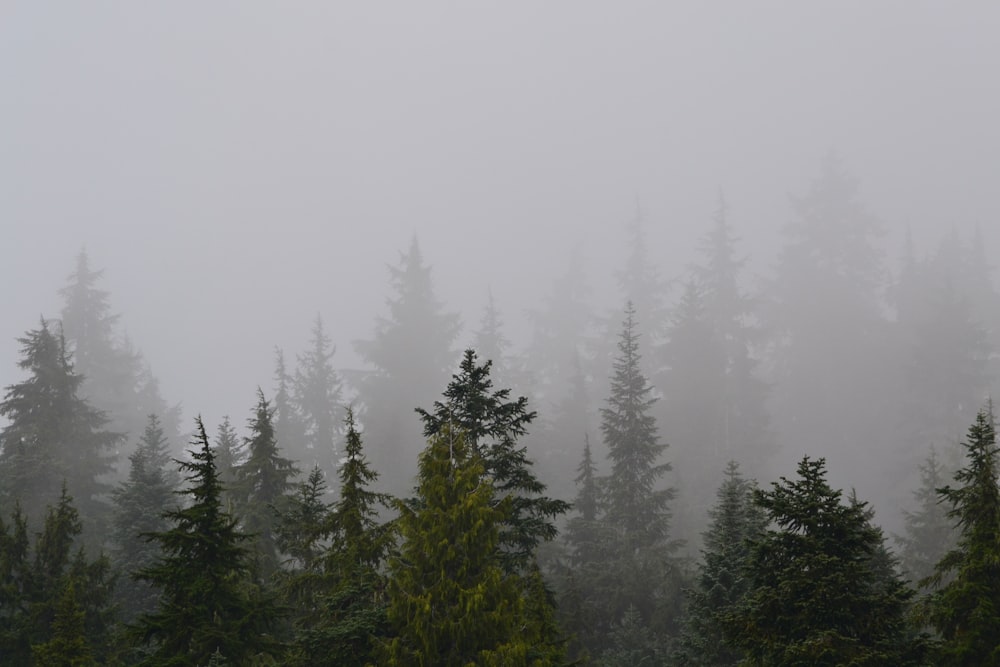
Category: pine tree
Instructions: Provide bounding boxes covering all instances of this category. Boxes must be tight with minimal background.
[725,457,923,666]
[0,504,31,661]
[110,415,176,624]
[290,408,392,667]
[417,348,570,575]
[354,237,460,497]
[132,417,281,666]
[212,415,242,511]
[233,390,298,580]
[31,580,97,667]
[927,405,1000,664]
[381,426,536,666]
[597,604,666,667]
[674,461,766,666]
[0,320,120,540]
[293,315,342,478]
[593,301,679,649]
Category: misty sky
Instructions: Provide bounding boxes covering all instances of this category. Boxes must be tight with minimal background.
[2,2,999,429]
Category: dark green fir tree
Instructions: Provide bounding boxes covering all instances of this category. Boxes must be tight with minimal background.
[725,457,924,666]
[926,405,1000,665]
[132,418,281,666]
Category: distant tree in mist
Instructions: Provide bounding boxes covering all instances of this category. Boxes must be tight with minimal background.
[272,346,308,472]
[59,249,181,460]
[212,415,243,512]
[354,237,460,497]
[293,315,343,480]
[765,156,893,489]
[0,320,120,541]
[895,447,956,588]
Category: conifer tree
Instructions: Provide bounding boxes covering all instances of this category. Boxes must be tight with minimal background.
[31,580,97,667]
[133,418,280,666]
[0,504,31,661]
[895,447,956,586]
[212,415,242,511]
[293,315,342,478]
[381,426,536,666]
[355,237,460,497]
[110,415,176,624]
[233,390,298,580]
[927,405,1000,664]
[417,348,570,575]
[290,408,392,667]
[725,457,923,666]
[273,347,307,469]
[0,320,120,540]
[593,301,679,648]
[674,461,766,666]
[59,250,179,456]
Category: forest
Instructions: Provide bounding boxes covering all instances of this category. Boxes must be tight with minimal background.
[1,156,999,666]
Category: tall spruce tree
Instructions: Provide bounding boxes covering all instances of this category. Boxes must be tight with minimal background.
[725,457,923,666]
[232,390,298,581]
[0,320,120,541]
[273,347,307,470]
[355,237,460,497]
[133,418,280,666]
[293,315,342,478]
[381,426,541,666]
[674,461,766,666]
[212,415,242,512]
[926,405,1000,664]
[417,348,570,575]
[290,407,392,667]
[594,301,679,649]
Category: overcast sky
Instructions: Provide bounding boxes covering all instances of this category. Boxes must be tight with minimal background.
[2,2,998,429]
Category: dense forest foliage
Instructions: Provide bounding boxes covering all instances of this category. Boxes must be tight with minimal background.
[1,160,999,665]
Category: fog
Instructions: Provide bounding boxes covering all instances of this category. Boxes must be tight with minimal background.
[3,3,999,530]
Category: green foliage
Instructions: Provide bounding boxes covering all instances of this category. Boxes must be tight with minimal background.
[927,405,1000,665]
[418,348,570,575]
[31,580,97,667]
[725,457,924,666]
[287,408,392,667]
[132,417,281,666]
[381,426,538,666]
[597,604,665,667]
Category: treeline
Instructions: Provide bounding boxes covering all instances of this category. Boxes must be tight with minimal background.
[1,156,999,665]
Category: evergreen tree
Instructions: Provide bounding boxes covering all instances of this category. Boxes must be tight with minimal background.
[674,461,766,666]
[725,457,923,666]
[233,390,298,580]
[927,405,1000,664]
[593,301,679,648]
[291,408,392,667]
[0,320,120,540]
[765,156,894,493]
[418,348,570,575]
[473,290,513,388]
[59,250,179,458]
[132,417,281,666]
[212,415,242,511]
[0,504,31,661]
[381,426,538,666]
[272,347,307,471]
[293,315,342,478]
[354,237,460,497]
[895,447,956,587]
[596,604,665,667]
[31,579,97,667]
[110,415,176,624]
